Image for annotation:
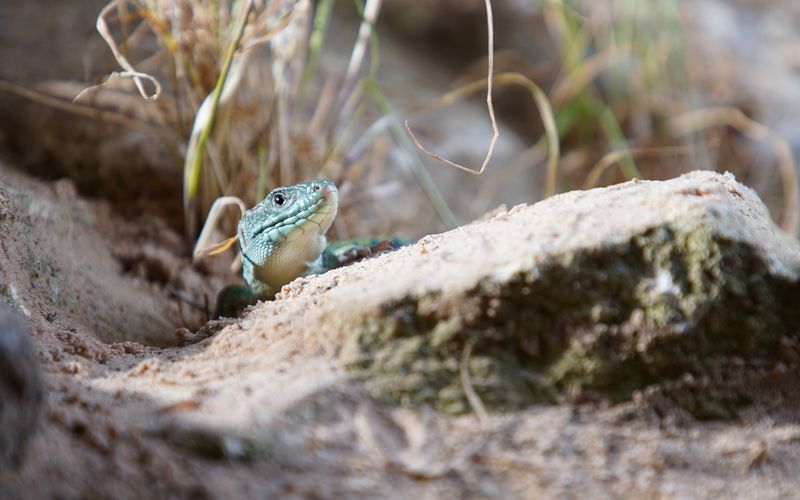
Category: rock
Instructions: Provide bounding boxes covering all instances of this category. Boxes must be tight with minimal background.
[0,307,43,466]
[337,171,800,414]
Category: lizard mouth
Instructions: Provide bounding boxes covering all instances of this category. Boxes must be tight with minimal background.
[322,184,338,200]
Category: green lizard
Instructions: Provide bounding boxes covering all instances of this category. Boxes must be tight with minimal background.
[203,180,409,318]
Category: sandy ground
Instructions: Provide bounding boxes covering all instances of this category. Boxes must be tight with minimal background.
[0,164,798,499]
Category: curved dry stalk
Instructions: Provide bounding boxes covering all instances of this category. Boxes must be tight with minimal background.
[549,49,613,108]
[394,342,491,480]
[460,342,490,427]
[583,144,708,189]
[192,196,248,262]
[74,71,162,103]
[81,0,163,101]
[405,72,561,198]
[452,49,548,88]
[669,107,800,235]
[405,0,498,178]
[365,82,458,229]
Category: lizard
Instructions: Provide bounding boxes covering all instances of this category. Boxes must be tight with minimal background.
[200,180,409,318]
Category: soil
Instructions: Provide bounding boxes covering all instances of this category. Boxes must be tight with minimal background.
[1,0,799,496]
[0,163,798,499]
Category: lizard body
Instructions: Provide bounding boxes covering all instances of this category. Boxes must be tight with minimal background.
[213,180,408,318]
[238,180,338,298]
[214,180,337,318]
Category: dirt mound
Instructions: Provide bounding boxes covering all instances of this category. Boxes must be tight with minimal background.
[1,167,798,498]
[0,166,219,346]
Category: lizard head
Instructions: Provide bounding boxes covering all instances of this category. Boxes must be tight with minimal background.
[237,180,339,294]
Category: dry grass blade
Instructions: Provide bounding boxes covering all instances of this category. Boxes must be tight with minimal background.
[74,71,162,104]
[205,236,239,256]
[79,0,163,101]
[395,342,490,480]
[243,2,309,50]
[0,80,166,133]
[583,144,709,189]
[405,0,498,177]
[365,82,459,229]
[549,50,613,109]
[460,342,490,428]
[669,107,800,234]
[192,196,248,262]
[406,72,560,197]
[309,76,338,136]
[337,0,384,113]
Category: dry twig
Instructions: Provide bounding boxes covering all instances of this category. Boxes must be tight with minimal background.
[75,0,163,102]
[405,0,499,177]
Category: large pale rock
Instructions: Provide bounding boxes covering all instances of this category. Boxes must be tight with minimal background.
[312,171,800,413]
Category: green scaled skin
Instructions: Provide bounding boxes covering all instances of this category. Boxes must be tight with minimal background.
[214,284,260,319]
[321,236,416,271]
[214,180,414,318]
[215,180,338,318]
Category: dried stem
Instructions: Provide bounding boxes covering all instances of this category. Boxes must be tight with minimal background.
[405,0,498,177]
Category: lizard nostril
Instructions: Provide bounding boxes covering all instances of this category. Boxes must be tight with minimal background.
[313,185,321,191]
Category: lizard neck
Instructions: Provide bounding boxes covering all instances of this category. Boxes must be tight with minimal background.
[243,234,327,298]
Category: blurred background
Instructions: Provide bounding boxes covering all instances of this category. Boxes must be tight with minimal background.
[0,0,798,244]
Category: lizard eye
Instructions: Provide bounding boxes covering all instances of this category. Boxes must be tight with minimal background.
[313,185,321,191]
[273,193,286,207]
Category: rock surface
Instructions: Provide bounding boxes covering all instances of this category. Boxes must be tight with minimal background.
[1,167,799,498]
[335,170,800,414]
